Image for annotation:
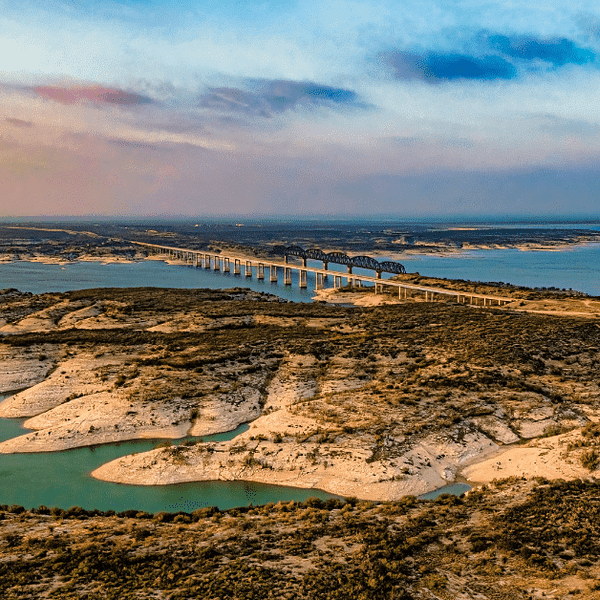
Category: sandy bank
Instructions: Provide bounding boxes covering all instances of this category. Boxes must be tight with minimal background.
[462,427,600,484]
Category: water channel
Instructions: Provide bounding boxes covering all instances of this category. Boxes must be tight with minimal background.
[0,395,337,512]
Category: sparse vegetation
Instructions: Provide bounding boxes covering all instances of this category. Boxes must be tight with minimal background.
[1,480,600,599]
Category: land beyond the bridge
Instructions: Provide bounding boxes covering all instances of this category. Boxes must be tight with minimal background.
[1,287,599,501]
[2,220,600,265]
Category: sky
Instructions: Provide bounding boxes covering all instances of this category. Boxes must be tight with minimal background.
[1,0,600,217]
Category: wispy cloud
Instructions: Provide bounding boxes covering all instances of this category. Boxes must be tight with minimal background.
[199,79,364,118]
[34,85,152,106]
[5,118,34,128]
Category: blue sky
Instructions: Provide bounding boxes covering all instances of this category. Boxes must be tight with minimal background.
[1,0,600,216]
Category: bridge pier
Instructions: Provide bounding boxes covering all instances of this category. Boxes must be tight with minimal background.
[257,263,265,280]
[334,275,342,288]
[315,272,324,290]
[284,267,292,285]
[270,265,278,282]
[204,255,211,269]
[299,269,307,288]
[223,257,230,272]
[213,256,220,271]
[234,259,241,275]
[245,261,252,277]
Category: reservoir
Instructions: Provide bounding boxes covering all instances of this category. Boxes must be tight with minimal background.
[1,241,599,298]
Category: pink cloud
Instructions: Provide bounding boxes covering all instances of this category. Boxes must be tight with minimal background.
[34,85,151,106]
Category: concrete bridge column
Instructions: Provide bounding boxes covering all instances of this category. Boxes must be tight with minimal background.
[347,265,353,275]
[204,255,211,269]
[223,257,230,272]
[234,259,241,274]
[213,256,220,271]
[245,261,252,277]
[270,265,278,282]
[284,267,292,285]
[299,269,307,288]
[302,257,307,268]
[257,263,265,280]
[334,275,342,288]
[315,272,324,290]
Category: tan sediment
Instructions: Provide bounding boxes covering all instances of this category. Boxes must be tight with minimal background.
[91,353,501,499]
[90,419,498,500]
[462,428,600,484]
[0,346,56,394]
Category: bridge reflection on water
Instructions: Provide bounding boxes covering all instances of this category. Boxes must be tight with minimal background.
[133,242,513,307]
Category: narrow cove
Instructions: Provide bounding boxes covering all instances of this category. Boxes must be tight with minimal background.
[0,395,337,512]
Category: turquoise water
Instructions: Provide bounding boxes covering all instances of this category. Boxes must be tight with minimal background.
[0,410,337,512]
[419,483,471,500]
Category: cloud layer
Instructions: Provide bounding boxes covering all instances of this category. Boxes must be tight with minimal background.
[2,0,600,216]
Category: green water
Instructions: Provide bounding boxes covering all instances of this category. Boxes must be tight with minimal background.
[419,483,471,500]
[0,395,337,512]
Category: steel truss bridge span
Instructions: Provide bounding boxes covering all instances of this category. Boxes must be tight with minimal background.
[284,246,406,276]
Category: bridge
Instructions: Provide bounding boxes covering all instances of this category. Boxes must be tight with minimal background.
[132,241,514,307]
[283,246,406,276]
